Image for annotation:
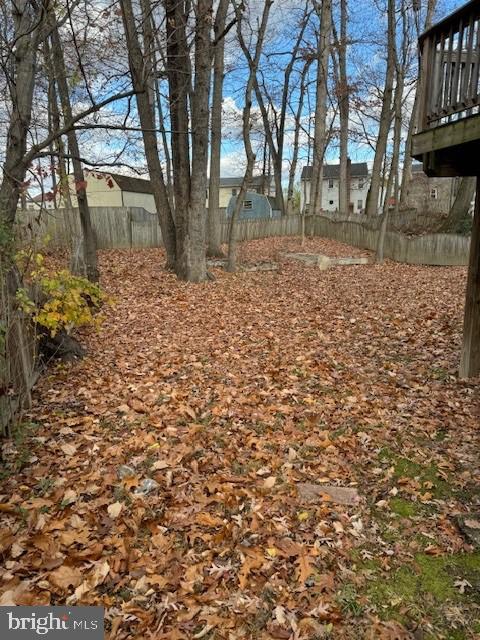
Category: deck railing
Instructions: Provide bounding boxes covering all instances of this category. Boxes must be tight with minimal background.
[418,0,480,131]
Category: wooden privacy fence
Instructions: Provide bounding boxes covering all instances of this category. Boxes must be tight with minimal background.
[16,207,470,266]
[0,268,38,436]
[16,207,303,249]
[306,215,470,266]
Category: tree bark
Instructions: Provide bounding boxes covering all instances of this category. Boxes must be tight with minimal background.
[335,0,349,215]
[459,178,480,378]
[238,2,310,217]
[287,59,312,215]
[310,0,332,216]
[207,0,229,257]
[165,0,192,279]
[228,0,272,270]
[0,2,44,228]
[365,0,396,218]
[439,177,476,233]
[185,0,213,282]
[49,14,99,282]
[120,0,177,269]
[44,38,71,209]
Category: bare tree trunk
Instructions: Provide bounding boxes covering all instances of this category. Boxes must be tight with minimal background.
[310,0,332,215]
[185,0,213,282]
[237,4,310,217]
[120,0,177,269]
[287,59,312,215]
[0,1,48,435]
[0,3,44,227]
[207,0,229,257]
[459,178,480,378]
[365,0,396,218]
[44,39,71,210]
[378,55,404,264]
[335,0,349,215]
[154,79,174,208]
[439,177,476,233]
[165,0,212,282]
[228,0,272,270]
[49,16,98,282]
[165,0,192,278]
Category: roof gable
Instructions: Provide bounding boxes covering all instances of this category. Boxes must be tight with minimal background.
[219,175,271,188]
[301,162,369,180]
[84,170,154,195]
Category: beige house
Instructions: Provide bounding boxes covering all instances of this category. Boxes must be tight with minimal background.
[26,172,275,215]
[62,171,156,212]
[26,170,156,213]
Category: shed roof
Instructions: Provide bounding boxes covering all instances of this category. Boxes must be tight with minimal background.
[301,162,369,180]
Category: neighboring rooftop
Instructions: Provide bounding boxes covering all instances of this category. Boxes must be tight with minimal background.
[301,162,369,180]
[219,175,271,188]
[84,171,154,195]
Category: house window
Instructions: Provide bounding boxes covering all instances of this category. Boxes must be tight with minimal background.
[243,200,252,210]
[232,188,237,196]
[329,200,334,205]
[328,179,334,189]
[430,188,438,199]
[357,199,363,210]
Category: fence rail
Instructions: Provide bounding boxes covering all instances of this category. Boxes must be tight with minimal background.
[418,0,480,129]
[16,207,470,266]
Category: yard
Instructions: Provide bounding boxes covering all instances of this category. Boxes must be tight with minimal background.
[1,237,479,639]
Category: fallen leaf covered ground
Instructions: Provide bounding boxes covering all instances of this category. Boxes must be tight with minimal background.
[1,236,480,639]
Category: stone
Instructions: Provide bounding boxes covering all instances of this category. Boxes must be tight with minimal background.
[117,465,136,479]
[297,482,360,506]
[134,478,160,496]
[456,514,480,547]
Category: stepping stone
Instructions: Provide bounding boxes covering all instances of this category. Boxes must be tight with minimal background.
[297,482,360,506]
[456,514,480,547]
[283,252,370,270]
[240,262,278,272]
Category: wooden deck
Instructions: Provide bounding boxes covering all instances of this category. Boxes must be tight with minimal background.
[411,0,480,378]
[412,0,480,177]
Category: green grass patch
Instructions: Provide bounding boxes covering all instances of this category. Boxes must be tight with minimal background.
[366,551,480,636]
[379,448,452,499]
[389,497,425,518]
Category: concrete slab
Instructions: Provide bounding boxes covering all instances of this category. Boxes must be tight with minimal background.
[283,252,370,269]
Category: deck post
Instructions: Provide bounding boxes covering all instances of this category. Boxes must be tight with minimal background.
[459,176,480,378]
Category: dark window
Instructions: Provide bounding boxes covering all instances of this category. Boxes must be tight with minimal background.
[328,179,334,189]
[329,200,334,205]
[243,200,253,210]
[357,199,362,210]
[430,188,438,199]
[232,188,237,196]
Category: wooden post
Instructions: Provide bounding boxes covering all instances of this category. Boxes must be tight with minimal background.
[459,175,480,378]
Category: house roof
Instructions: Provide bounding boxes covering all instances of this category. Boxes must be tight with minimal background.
[219,175,270,188]
[85,171,154,194]
[301,162,369,180]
